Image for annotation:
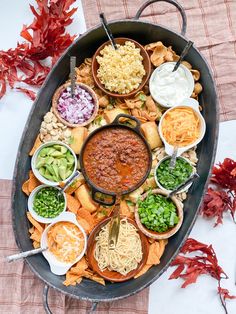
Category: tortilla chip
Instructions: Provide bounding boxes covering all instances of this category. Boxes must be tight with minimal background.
[69,257,88,275]
[29,135,42,156]
[134,264,152,278]
[22,179,30,196]
[33,241,40,249]
[63,273,83,286]
[158,239,168,259]
[77,207,95,228]
[28,171,41,193]
[30,228,42,242]
[147,242,160,265]
[27,212,44,234]
[29,226,35,234]
[82,270,105,285]
[66,194,81,214]
[120,200,133,218]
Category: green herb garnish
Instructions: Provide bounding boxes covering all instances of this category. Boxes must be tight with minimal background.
[33,187,65,218]
[138,193,179,233]
[156,157,192,190]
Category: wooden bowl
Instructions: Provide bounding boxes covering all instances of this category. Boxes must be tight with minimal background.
[87,216,149,282]
[134,189,184,240]
[52,82,99,128]
[92,37,151,98]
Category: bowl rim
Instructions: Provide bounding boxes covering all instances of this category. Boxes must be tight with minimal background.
[158,99,206,156]
[52,82,99,128]
[154,156,194,193]
[86,215,148,282]
[41,212,87,275]
[27,184,67,224]
[31,141,77,186]
[91,37,151,98]
[149,61,195,108]
[134,188,183,240]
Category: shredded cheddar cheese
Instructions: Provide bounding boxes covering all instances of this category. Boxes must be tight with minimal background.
[161,107,200,147]
[47,222,84,263]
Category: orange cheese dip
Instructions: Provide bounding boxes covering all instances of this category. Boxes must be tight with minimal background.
[47,222,85,263]
[161,106,200,147]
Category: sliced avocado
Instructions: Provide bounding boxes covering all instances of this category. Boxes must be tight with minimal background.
[36,157,46,169]
[59,165,67,181]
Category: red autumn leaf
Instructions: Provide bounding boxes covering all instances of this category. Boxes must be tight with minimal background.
[212,158,236,192]
[201,187,236,226]
[0,0,77,100]
[169,238,227,288]
[16,87,36,101]
[218,286,236,301]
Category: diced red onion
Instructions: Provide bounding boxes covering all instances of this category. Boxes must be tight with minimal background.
[57,85,95,124]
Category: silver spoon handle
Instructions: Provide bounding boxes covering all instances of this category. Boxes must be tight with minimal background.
[169,147,178,169]
[70,56,76,97]
[100,13,117,50]
[172,41,193,72]
[6,247,47,263]
[168,173,200,198]
[61,170,81,193]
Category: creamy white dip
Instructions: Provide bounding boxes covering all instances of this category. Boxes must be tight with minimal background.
[149,62,194,108]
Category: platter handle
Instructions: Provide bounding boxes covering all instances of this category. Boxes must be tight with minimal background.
[134,0,187,36]
[42,285,99,313]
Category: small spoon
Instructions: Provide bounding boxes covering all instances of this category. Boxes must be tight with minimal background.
[172,41,194,72]
[169,146,178,170]
[166,173,200,199]
[57,170,80,198]
[6,246,48,263]
[70,56,76,97]
[99,13,117,50]
[108,196,121,250]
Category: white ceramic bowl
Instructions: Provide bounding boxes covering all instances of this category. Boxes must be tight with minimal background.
[41,212,87,275]
[154,156,194,194]
[149,62,194,108]
[159,98,206,156]
[31,141,77,186]
[28,184,67,224]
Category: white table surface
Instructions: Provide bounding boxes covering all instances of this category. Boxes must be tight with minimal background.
[0,1,235,313]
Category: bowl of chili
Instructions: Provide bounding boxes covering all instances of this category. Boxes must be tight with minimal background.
[79,114,152,205]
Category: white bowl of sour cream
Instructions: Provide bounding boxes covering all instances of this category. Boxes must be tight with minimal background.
[149,62,194,108]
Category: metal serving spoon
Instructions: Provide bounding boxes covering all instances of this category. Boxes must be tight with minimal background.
[169,146,178,170]
[100,12,117,50]
[108,196,121,250]
[166,172,199,199]
[56,170,81,199]
[70,56,76,97]
[172,40,193,72]
[6,246,48,263]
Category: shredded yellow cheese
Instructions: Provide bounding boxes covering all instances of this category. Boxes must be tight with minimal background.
[161,107,200,147]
